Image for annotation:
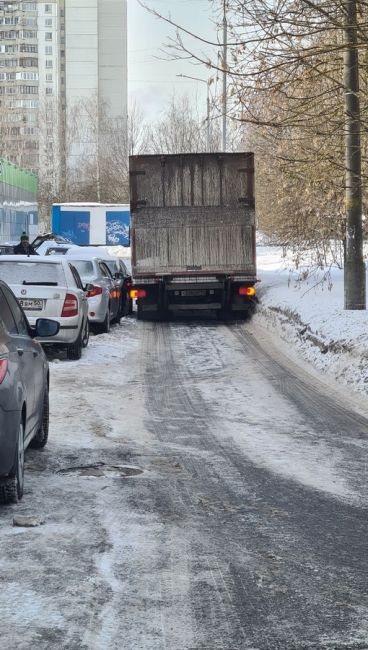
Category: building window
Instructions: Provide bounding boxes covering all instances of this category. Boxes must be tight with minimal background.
[45,19,53,27]
[21,31,37,39]
[46,60,53,68]
[45,46,52,55]
[46,87,53,95]
[46,73,52,82]
[45,33,52,41]
[20,44,38,53]
[45,4,52,12]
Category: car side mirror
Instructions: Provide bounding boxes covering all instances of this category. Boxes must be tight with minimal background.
[84,283,94,292]
[35,318,60,337]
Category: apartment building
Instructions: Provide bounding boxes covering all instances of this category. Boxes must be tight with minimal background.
[0,1,40,171]
[64,0,128,174]
[0,0,127,203]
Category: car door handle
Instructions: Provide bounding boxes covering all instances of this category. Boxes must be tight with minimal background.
[17,348,24,356]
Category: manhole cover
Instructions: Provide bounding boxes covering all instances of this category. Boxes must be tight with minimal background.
[57,463,143,478]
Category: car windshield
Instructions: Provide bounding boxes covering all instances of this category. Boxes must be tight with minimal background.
[69,260,94,278]
[0,261,66,286]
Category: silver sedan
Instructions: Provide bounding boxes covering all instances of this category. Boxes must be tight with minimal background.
[67,257,120,333]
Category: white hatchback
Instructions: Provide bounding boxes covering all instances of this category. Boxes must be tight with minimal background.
[0,256,89,360]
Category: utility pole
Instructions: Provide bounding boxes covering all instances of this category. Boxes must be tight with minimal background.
[207,88,211,151]
[222,0,227,152]
[343,0,366,309]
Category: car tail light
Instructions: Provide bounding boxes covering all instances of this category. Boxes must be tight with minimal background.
[239,286,256,297]
[0,358,8,384]
[61,293,79,317]
[87,286,103,298]
[130,288,147,299]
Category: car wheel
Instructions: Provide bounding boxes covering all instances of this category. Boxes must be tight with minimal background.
[111,303,121,325]
[30,387,49,449]
[82,319,90,348]
[66,328,83,360]
[0,419,25,504]
[122,294,130,317]
[99,308,111,334]
[118,297,125,319]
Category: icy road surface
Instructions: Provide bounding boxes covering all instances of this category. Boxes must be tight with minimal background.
[1,316,368,650]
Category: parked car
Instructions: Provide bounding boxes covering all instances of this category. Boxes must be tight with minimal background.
[45,246,74,256]
[0,244,16,255]
[102,257,133,316]
[0,256,89,360]
[67,256,120,333]
[30,233,73,256]
[0,280,59,504]
[66,248,133,317]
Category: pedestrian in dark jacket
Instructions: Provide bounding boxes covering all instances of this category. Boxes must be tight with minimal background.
[13,232,38,255]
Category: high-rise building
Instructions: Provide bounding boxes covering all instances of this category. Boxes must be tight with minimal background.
[0,0,127,207]
[64,0,128,180]
[0,1,40,171]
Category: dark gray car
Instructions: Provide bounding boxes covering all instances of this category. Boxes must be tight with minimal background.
[0,280,59,504]
[102,257,133,316]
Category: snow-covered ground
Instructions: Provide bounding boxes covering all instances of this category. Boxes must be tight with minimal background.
[255,244,368,395]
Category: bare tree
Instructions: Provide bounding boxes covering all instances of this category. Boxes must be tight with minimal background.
[142,0,367,307]
[61,96,149,204]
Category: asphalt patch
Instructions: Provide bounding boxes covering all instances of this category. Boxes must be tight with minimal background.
[56,463,143,478]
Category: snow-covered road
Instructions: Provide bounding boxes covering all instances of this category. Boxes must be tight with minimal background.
[0,315,368,649]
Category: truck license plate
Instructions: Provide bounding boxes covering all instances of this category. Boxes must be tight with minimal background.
[19,298,44,311]
[181,290,206,297]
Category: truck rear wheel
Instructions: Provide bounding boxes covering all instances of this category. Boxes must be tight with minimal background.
[217,309,233,322]
[137,304,166,322]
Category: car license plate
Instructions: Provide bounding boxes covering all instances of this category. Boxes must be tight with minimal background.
[19,298,44,311]
[181,290,206,297]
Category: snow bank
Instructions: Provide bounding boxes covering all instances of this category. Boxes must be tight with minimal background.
[256,244,368,395]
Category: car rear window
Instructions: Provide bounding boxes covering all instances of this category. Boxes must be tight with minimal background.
[0,261,66,286]
[69,260,94,277]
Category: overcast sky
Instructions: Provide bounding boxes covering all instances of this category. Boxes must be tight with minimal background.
[128,0,219,122]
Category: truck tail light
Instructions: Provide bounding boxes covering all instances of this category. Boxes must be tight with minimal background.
[87,286,103,298]
[61,294,79,317]
[239,286,256,297]
[0,358,8,384]
[130,288,147,299]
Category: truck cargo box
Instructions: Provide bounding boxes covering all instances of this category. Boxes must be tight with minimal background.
[130,153,255,278]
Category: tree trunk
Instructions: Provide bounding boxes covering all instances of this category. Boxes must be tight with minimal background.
[343,0,366,309]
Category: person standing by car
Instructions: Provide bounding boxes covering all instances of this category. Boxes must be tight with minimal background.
[13,232,38,256]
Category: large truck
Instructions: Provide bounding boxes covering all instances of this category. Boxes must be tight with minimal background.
[129,153,257,320]
[52,203,130,246]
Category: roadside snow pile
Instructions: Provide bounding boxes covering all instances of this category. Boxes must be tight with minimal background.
[255,244,368,394]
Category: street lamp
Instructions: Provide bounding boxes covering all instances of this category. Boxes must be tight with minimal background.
[176,74,213,151]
